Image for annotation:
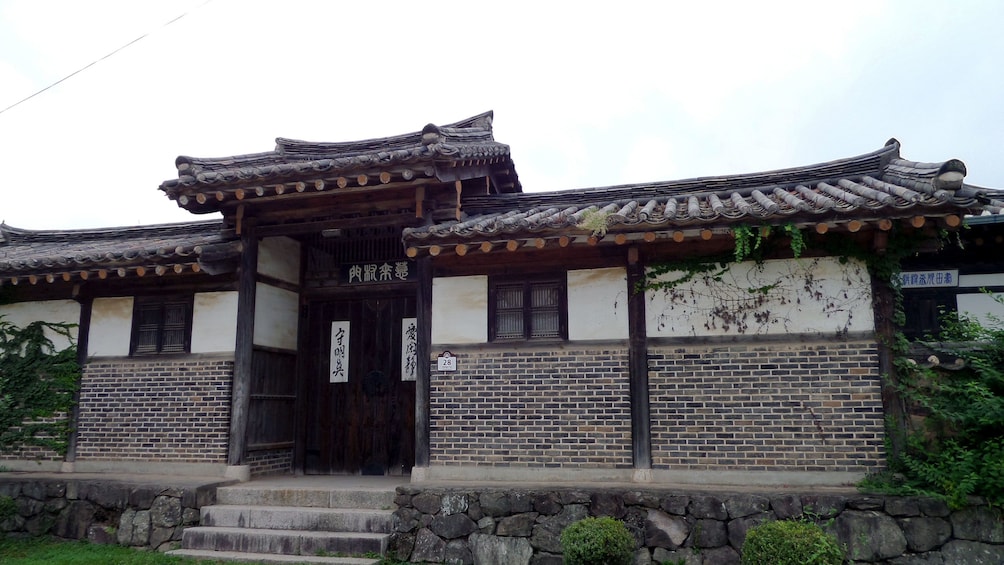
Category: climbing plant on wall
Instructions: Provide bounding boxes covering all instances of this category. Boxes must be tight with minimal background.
[643,224,873,336]
[0,319,79,456]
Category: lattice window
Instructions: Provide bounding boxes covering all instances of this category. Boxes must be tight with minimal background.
[490,276,566,341]
[130,296,193,355]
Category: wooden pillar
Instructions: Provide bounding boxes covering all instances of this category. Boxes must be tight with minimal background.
[627,247,652,470]
[872,271,906,459]
[229,221,258,467]
[415,257,433,468]
[65,296,92,464]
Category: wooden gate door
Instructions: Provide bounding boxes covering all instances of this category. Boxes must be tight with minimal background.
[303,296,416,475]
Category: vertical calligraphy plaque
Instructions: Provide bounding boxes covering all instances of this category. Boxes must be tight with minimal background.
[401,317,417,381]
[329,321,350,383]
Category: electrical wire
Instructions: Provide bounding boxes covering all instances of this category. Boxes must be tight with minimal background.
[0,0,213,117]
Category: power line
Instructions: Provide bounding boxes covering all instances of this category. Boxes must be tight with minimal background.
[0,0,213,117]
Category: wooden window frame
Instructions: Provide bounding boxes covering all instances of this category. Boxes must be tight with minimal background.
[489,274,567,342]
[129,294,194,356]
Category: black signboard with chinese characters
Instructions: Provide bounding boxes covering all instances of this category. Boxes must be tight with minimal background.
[340,260,415,285]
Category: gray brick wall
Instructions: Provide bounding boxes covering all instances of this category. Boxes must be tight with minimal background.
[76,358,232,463]
[649,341,886,472]
[431,347,633,468]
[247,448,293,476]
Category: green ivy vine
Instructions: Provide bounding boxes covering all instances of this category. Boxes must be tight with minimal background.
[0,318,80,456]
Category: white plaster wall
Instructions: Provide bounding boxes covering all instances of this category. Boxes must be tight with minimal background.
[258,236,301,285]
[646,256,874,337]
[432,275,487,344]
[87,297,133,356]
[567,267,629,340]
[959,273,1004,288]
[253,283,299,351]
[191,291,239,354]
[0,299,80,352]
[957,292,1004,329]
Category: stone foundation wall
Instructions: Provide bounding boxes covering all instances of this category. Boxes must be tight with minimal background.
[649,340,886,473]
[391,486,1004,564]
[430,346,632,469]
[0,476,224,551]
[76,357,233,463]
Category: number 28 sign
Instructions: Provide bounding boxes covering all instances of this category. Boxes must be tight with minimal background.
[437,351,457,372]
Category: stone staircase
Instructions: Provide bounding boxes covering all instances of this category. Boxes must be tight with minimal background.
[167,477,400,564]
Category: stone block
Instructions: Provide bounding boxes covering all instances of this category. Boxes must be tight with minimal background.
[899,516,951,552]
[645,509,689,549]
[497,512,538,537]
[833,510,907,562]
[470,533,533,565]
[951,506,1004,543]
[430,512,477,539]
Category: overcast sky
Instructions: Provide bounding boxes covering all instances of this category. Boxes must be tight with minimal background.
[1,0,1002,230]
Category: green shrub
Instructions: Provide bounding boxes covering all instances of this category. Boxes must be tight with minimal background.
[560,516,635,565]
[740,519,844,565]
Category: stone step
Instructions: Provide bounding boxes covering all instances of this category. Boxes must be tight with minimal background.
[166,548,379,564]
[202,504,393,533]
[182,526,390,556]
[216,486,396,510]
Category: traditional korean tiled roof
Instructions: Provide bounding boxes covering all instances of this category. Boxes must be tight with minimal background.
[0,220,238,284]
[160,111,520,212]
[402,139,1004,253]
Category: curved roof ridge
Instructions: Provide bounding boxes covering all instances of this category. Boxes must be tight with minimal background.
[461,141,903,214]
[0,219,226,244]
[173,111,496,174]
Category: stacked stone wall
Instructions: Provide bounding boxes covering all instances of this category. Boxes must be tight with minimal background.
[0,476,223,551]
[650,340,886,473]
[430,347,632,469]
[392,486,1004,564]
[76,358,232,463]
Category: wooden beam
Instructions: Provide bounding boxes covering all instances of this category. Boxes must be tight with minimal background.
[429,245,442,257]
[405,247,419,258]
[379,171,392,184]
[700,229,713,241]
[416,186,426,219]
[848,220,863,233]
[480,241,494,253]
[336,177,349,188]
[944,214,961,228]
[505,240,519,252]
[533,238,547,249]
[627,251,651,471]
[614,233,628,245]
[313,180,324,191]
[911,216,926,228]
[878,219,893,231]
[816,223,829,235]
[559,236,571,248]
[672,231,685,243]
[455,180,463,221]
[357,174,368,186]
[415,257,433,468]
[229,221,258,467]
[456,244,469,256]
[643,232,656,243]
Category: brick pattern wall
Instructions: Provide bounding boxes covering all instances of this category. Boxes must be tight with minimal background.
[76,358,232,462]
[649,341,886,472]
[247,448,293,476]
[431,347,632,468]
[0,413,66,462]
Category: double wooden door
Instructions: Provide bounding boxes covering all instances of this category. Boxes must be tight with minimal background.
[302,296,416,475]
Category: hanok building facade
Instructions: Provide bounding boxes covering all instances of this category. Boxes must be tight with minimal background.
[1,112,1002,485]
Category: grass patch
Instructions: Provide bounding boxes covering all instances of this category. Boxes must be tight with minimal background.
[0,536,224,565]
[0,536,408,564]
